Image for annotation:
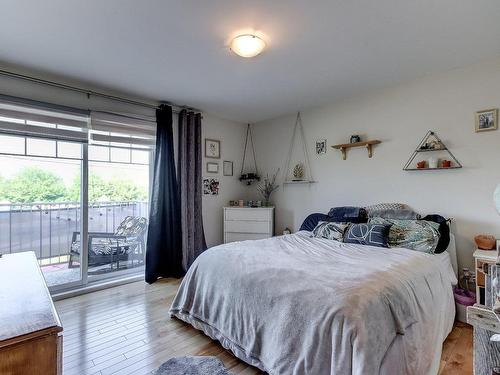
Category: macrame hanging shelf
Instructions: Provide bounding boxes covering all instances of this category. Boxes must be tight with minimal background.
[239,124,261,185]
[403,130,462,171]
[283,112,316,184]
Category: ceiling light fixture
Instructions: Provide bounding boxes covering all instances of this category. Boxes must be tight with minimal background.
[230,34,266,58]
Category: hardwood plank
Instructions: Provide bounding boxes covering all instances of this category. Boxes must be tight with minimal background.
[55,279,470,375]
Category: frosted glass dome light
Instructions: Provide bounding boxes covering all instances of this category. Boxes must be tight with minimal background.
[230,34,266,58]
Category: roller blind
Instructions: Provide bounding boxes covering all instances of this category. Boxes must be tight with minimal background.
[0,99,89,142]
[90,111,156,149]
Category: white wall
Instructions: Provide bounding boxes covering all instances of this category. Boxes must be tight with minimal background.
[252,58,500,270]
[201,115,248,246]
[0,68,247,247]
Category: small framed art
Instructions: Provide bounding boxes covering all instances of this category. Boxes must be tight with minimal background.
[316,139,327,155]
[496,239,500,257]
[205,138,221,158]
[475,108,498,132]
[203,177,219,195]
[223,161,233,176]
[206,162,219,173]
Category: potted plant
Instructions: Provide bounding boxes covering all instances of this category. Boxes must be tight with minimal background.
[256,169,279,207]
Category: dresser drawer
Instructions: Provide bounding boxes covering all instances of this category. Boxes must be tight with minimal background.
[225,232,270,243]
[225,220,270,234]
[225,208,271,222]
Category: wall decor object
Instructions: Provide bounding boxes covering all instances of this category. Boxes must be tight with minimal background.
[331,139,381,160]
[283,112,316,184]
[239,124,260,185]
[350,135,361,143]
[223,161,233,176]
[205,138,221,158]
[316,139,327,155]
[292,163,304,180]
[475,108,498,132]
[403,130,462,171]
[256,169,280,206]
[203,178,219,195]
[206,162,219,173]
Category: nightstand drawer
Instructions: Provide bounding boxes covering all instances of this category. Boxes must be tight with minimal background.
[225,208,271,222]
[225,232,270,243]
[224,220,270,234]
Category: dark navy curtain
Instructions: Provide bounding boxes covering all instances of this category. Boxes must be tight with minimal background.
[178,110,207,270]
[145,105,184,283]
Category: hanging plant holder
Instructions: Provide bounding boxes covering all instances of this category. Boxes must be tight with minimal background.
[239,124,261,185]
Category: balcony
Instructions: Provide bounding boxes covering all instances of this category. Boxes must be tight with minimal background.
[0,200,148,288]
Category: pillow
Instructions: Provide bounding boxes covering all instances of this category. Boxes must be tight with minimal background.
[368,208,421,220]
[312,221,349,241]
[368,217,441,253]
[327,206,367,223]
[300,213,331,231]
[364,203,409,215]
[421,214,450,254]
[344,223,392,248]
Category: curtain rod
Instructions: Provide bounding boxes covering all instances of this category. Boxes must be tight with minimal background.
[0,68,202,114]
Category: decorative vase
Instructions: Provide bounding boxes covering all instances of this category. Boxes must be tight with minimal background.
[428,157,438,169]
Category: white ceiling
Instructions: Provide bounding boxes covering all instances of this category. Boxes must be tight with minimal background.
[1,1,500,123]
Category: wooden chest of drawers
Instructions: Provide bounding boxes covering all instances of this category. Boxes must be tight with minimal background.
[0,252,63,375]
[223,207,274,244]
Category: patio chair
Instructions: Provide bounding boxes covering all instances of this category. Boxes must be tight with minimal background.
[68,216,148,271]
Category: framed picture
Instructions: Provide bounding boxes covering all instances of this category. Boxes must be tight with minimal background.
[223,161,233,176]
[497,239,500,257]
[206,162,219,173]
[475,108,498,132]
[205,138,221,158]
[203,177,219,195]
[316,139,327,155]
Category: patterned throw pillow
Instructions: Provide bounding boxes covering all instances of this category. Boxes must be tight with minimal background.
[364,203,409,215]
[368,218,441,253]
[344,223,392,248]
[312,221,349,241]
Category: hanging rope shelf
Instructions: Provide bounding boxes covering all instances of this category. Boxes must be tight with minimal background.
[283,112,316,185]
[239,124,261,185]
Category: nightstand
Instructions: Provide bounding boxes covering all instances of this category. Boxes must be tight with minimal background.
[473,249,497,305]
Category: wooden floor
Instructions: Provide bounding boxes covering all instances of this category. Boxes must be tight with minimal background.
[55,279,472,375]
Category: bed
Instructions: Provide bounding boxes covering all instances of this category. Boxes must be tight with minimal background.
[169,230,458,375]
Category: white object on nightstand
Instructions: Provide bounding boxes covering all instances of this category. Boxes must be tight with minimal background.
[473,249,498,305]
[223,207,274,244]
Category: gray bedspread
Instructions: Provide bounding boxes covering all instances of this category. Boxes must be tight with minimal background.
[169,232,455,375]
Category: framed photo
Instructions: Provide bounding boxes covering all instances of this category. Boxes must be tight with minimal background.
[475,108,498,132]
[316,139,327,155]
[203,177,219,195]
[223,161,233,176]
[206,162,219,173]
[205,138,221,158]
[497,239,500,257]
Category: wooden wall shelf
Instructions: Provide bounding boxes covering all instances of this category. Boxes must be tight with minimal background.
[331,140,381,160]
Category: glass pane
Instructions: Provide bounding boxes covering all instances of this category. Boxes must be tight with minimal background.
[110,147,131,163]
[57,141,82,159]
[0,154,83,289]
[26,138,56,157]
[131,150,149,164]
[87,161,149,282]
[0,134,25,154]
[89,145,109,161]
[27,120,56,129]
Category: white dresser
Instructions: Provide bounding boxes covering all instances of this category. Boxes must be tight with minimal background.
[223,206,274,244]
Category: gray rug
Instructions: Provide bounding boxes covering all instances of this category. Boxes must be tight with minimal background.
[155,356,234,375]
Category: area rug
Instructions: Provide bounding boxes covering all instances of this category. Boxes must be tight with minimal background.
[155,356,234,375]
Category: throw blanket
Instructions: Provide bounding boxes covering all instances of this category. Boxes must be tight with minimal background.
[170,232,455,375]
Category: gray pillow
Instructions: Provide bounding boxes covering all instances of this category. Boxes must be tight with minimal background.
[312,221,349,241]
[368,208,421,220]
[364,203,409,215]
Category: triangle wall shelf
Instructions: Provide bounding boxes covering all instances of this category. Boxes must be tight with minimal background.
[403,130,462,171]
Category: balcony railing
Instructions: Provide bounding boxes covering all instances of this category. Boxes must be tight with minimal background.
[0,201,149,265]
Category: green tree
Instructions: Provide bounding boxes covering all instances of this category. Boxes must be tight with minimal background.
[105,176,147,202]
[65,173,110,202]
[3,167,67,203]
